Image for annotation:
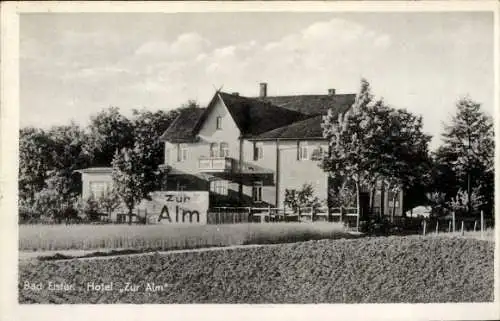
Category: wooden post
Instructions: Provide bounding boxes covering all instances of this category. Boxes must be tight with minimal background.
[448,221,452,233]
[461,221,464,236]
[452,211,455,232]
[435,220,439,234]
[473,220,477,232]
[423,220,427,236]
[480,210,484,239]
[340,207,344,225]
[356,208,360,232]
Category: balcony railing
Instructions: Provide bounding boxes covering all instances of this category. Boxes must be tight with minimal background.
[198,157,232,172]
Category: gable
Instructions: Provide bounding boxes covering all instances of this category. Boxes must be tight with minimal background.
[197,94,241,140]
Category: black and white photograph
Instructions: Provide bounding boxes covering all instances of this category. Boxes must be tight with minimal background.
[0,1,498,319]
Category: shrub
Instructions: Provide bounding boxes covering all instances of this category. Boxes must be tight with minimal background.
[284,184,322,213]
[448,188,483,216]
[329,181,356,208]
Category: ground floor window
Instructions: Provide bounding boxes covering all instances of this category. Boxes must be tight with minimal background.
[117,214,127,223]
[388,191,400,208]
[210,180,229,195]
[252,181,263,202]
[89,181,109,197]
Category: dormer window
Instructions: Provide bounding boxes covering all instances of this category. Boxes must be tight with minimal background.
[216,116,222,130]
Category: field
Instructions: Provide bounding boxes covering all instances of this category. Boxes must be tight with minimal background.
[18,236,494,304]
[19,223,351,252]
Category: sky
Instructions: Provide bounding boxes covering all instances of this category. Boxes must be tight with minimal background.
[20,12,494,149]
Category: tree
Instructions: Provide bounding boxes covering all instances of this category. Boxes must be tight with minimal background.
[84,107,135,167]
[448,188,483,216]
[97,187,121,221]
[321,78,383,219]
[321,78,432,221]
[111,145,149,224]
[284,184,322,213]
[376,109,432,219]
[19,127,53,208]
[437,97,494,216]
[131,109,179,193]
[47,123,89,191]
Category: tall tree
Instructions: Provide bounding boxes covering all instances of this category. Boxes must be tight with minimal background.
[111,145,149,224]
[46,123,89,199]
[437,97,494,216]
[19,127,53,203]
[322,78,432,221]
[376,109,432,218]
[131,109,179,192]
[321,78,381,219]
[84,107,135,167]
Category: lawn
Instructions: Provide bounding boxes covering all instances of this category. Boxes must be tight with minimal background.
[18,236,494,304]
[19,222,351,252]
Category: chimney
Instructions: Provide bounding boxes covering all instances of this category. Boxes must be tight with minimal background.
[232,92,239,96]
[259,82,267,98]
[328,88,336,96]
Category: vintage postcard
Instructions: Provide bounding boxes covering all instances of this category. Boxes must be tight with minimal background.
[1,1,498,320]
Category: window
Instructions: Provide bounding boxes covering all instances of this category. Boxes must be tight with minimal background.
[216,116,222,130]
[388,191,400,208]
[253,142,263,161]
[210,143,218,157]
[210,180,228,195]
[177,144,188,161]
[220,142,229,157]
[298,142,308,160]
[89,181,108,197]
[252,181,263,202]
[310,145,324,161]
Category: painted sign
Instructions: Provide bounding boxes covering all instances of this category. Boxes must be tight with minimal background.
[146,191,209,224]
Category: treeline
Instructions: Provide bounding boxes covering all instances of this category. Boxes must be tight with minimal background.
[19,101,199,223]
[322,79,494,220]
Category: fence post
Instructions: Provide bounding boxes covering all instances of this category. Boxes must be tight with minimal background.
[448,221,452,233]
[473,220,477,232]
[356,208,360,232]
[452,211,455,232]
[340,207,344,225]
[423,220,427,236]
[480,210,484,240]
[435,220,439,234]
[461,221,464,236]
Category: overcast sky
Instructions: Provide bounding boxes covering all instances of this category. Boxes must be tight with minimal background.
[20,12,494,148]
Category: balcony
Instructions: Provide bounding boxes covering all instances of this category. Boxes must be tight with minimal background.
[198,157,233,173]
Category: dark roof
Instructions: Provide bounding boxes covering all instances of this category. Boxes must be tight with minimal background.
[159,108,206,143]
[250,115,324,140]
[159,90,356,143]
[259,94,356,115]
[216,92,308,137]
[250,97,353,140]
